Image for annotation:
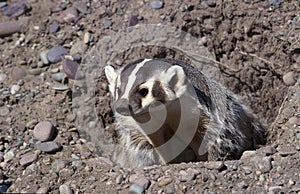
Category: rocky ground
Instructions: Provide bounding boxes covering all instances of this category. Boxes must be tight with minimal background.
[0,0,299,193]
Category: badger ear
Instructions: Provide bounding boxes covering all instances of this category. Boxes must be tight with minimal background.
[162,65,187,97]
[104,65,117,85]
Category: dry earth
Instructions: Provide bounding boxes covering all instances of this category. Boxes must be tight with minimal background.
[0,0,299,193]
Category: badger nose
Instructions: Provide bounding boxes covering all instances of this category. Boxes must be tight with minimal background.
[113,98,131,116]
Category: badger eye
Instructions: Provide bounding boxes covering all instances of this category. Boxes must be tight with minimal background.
[138,88,148,97]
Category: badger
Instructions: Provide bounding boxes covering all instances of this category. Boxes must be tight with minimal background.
[104,58,266,168]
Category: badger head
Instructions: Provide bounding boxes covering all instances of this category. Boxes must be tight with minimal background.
[104,59,188,118]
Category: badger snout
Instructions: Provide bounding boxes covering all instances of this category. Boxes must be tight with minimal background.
[113,98,132,116]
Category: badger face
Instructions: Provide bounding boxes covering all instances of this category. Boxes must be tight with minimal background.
[104,59,188,118]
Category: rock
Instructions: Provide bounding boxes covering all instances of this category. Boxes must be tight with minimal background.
[129,184,144,194]
[296,133,300,140]
[10,84,20,95]
[34,141,62,153]
[255,157,272,173]
[264,146,276,155]
[4,150,14,163]
[62,59,79,79]
[73,1,89,14]
[49,21,60,34]
[28,68,43,75]
[134,176,150,189]
[26,185,39,193]
[0,19,28,37]
[55,7,78,24]
[240,150,257,161]
[128,15,138,27]
[283,72,296,86]
[0,185,8,193]
[179,170,196,181]
[70,41,87,56]
[0,107,9,116]
[51,159,67,172]
[165,187,176,194]
[116,174,124,184]
[0,2,7,8]
[51,84,69,91]
[0,74,7,83]
[87,157,114,166]
[59,184,73,194]
[206,0,217,7]
[84,32,90,44]
[158,177,173,187]
[40,50,49,65]
[278,149,296,157]
[11,67,26,80]
[2,2,29,17]
[268,186,282,193]
[36,187,49,193]
[47,47,68,63]
[33,121,55,142]
[103,20,112,29]
[150,1,164,9]
[205,161,226,171]
[51,72,65,82]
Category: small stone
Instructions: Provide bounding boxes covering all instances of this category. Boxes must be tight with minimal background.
[87,157,113,166]
[2,2,29,17]
[278,149,296,157]
[4,150,14,162]
[296,133,300,140]
[158,177,173,187]
[0,2,7,8]
[83,32,90,44]
[34,141,62,153]
[292,184,300,192]
[51,84,69,91]
[268,186,282,193]
[134,176,150,189]
[103,20,112,29]
[128,15,138,27]
[59,184,73,194]
[36,187,48,193]
[0,185,8,193]
[206,0,217,7]
[10,84,20,95]
[33,121,55,142]
[264,146,276,155]
[0,19,28,37]
[129,184,144,194]
[20,153,37,167]
[0,74,7,83]
[28,68,42,75]
[73,1,89,14]
[150,1,164,9]
[116,174,124,184]
[240,150,257,161]
[205,161,226,171]
[51,72,65,82]
[62,59,79,80]
[166,187,175,194]
[283,72,296,86]
[11,67,26,80]
[179,170,196,181]
[255,157,272,173]
[70,41,87,56]
[244,0,251,3]
[49,21,59,34]
[0,107,9,116]
[47,47,68,63]
[55,7,78,24]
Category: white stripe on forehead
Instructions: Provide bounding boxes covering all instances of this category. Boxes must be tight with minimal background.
[121,59,151,99]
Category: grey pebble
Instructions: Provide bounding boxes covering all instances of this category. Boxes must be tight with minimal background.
[52,159,67,172]
[179,170,196,181]
[11,67,26,80]
[47,46,68,63]
[103,20,112,29]
[10,84,20,94]
[0,19,28,38]
[34,141,62,153]
[55,7,78,24]
[4,150,14,163]
[165,187,176,194]
[128,15,138,27]
[116,174,124,184]
[243,0,251,3]
[255,156,272,173]
[62,59,79,80]
[20,153,38,166]
[158,177,172,187]
[33,121,55,142]
[59,184,73,194]
[268,186,282,193]
[134,176,150,189]
[296,133,300,140]
[51,84,69,91]
[73,1,89,14]
[0,185,8,194]
[2,2,29,17]
[0,74,7,83]
[150,1,164,9]
[205,161,226,171]
[0,107,9,116]
[206,0,217,7]
[264,145,277,155]
[70,41,87,56]
[71,154,80,160]
[49,21,59,34]
[0,2,7,8]
[51,72,65,82]
[28,68,43,75]
[283,71,296,86]
[129,184,144,194]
